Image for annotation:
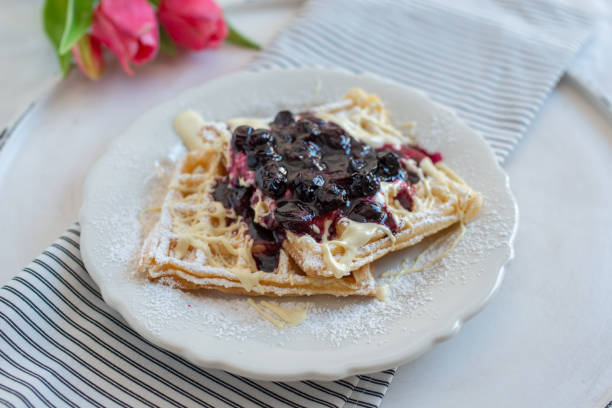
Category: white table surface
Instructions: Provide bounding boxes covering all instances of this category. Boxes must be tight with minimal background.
[1,2,611,407]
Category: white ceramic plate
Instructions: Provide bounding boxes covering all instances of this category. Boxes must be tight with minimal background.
[80,68,518,381]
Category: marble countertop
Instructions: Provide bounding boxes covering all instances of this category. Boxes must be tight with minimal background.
[1,1,611,406]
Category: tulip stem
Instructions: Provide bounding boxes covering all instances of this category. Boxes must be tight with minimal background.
[226,21,262,50]
[159,26,177,55]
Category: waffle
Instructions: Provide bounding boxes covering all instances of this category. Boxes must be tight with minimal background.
[139,87,481,297]
[283,158,482,278]
[138,148,376,297]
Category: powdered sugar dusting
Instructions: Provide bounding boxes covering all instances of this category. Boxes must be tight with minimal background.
[80,70,516,375]
[85,110,513,350]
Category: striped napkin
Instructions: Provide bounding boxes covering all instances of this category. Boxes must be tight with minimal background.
[0,225,393,407]
[252,0,594,163]
[0,0,594,407]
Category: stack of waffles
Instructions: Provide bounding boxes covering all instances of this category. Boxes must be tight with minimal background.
[139,89,482,297]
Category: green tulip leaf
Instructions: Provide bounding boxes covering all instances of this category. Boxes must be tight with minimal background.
[43,0,72,75]
[58,0,95,55]
[226,21,261,50]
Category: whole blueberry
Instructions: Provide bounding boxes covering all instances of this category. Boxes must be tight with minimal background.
[296,118,322,136]
[274,200,316,234]
[232,125,253,153]
[346,200,388,224]
[348,155,377,173]
[376,150,401,181]
[315,183,348,214]
[246,143,279,169]
[293,172,325,202]
[273,110,295,127]
[348,173,380,198]
[329,170,354,189]
[321,123,351,152]
[281,139,321,163]
[247,129,274,149]
[348,157,366,172]
[351,140,374,159]
[255,162,288,199]
[296,139,321,158]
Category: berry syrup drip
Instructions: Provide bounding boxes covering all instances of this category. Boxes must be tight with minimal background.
[212,181,285,272]
[214,110,441,272]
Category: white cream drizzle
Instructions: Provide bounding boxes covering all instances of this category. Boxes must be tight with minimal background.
[379,181,413,221]
[252,191,274,226]
[174,110,208,151]
[174,110,230,150]
[317,218,396,278]
[316,112,411,148]
[382,222,466,279]
[375,284,389,302]
[235,271,264,292]
[247,299,308,328]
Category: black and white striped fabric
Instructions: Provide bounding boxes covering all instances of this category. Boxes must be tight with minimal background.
[0,225,394,407]
[251,0,594,163]
[0,1,596,407]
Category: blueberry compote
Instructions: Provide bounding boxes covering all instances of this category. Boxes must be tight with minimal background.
[214,110,441,272]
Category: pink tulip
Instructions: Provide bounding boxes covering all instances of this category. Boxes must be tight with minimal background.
[158,0,228,50]
[72,34,104,80]
[91,0,159,75]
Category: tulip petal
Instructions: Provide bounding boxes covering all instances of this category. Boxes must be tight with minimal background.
[158,0,227,50]
[72,34,105,80]
[100,0,158,39]
[208,17,229,48]
[133,31,159,64]
[92,8,134,74]
[91,0,159,75]
[160,0,223,20]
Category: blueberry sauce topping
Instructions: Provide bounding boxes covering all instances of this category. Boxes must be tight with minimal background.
[216,110,441,271]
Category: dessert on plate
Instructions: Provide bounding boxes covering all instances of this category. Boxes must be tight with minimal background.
[138,88,482,297]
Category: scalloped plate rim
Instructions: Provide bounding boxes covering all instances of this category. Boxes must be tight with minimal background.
[79,67,518,381]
